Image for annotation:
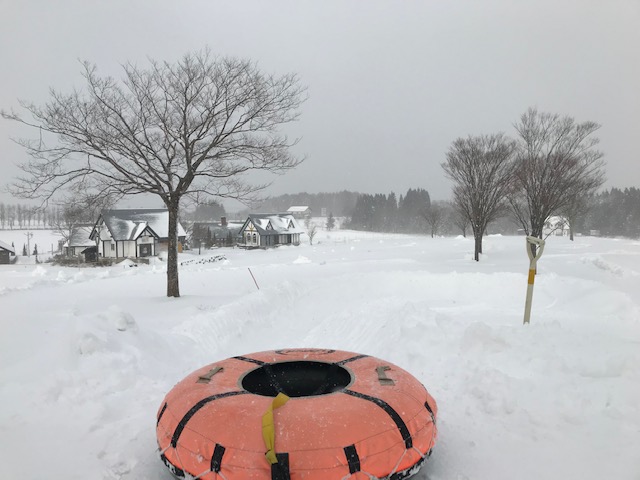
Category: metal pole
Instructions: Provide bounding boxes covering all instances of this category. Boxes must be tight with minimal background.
[25,231,32,257]
[248,267,260,290]
[523,236,545,325]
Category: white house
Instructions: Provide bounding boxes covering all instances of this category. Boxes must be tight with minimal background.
[63,225,96,259]
[238,214,304,248]
[90,209,187,259]
[286,206,311,219]
[544,216,570,237]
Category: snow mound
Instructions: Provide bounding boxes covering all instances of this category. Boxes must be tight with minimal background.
[461,322,510,353]
[31,266,48,277]
[77,332,105,355]
[109,308,138,332]
[581,255,625,276]
[117,258,138,268]
[293,255,311,264]
[76,307,138,355]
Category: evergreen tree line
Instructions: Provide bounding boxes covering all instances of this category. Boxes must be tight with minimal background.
[247,191,360,218]
[579,188,640,238]
[346,189,432,233]
[342,187,640,240]
[191,224,236,248]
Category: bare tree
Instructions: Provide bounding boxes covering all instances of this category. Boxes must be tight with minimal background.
[509,108,605,254]
[2,50,306,297]
[7,205,16,229]
[421,201,446,238]
[52,195,113,248]
[305,217,318,245]
[442,133,516,261]
[451,204,470,237]
[52,204,87,248]
[559,192,593,241]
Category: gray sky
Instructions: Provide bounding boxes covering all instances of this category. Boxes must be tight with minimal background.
[1,0,639,210]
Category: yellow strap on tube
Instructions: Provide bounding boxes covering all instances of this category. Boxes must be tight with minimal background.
[262,392,290,464]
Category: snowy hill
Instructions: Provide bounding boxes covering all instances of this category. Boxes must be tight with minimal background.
[1,231,639,479]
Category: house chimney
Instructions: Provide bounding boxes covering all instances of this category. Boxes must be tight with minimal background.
[221,216,227,227]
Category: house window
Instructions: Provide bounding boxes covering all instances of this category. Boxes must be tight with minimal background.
[253,233,257,244]
[111,243,115,251]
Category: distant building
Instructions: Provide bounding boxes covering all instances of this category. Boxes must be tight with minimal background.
[191,217,243,248]
[238,214,304,248]
[0,240,15,264]
[286,206,311,219]
[543,216,570,237]
[62,225,96,261]
[90,209,187,259]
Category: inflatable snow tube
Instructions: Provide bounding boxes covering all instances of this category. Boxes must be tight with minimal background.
[156,348,437,479]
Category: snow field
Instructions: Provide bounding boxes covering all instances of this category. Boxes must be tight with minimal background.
[0,231,639,479]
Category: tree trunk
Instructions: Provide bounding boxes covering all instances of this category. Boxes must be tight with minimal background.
[474,233,482,261]
[569,217,575,241]
[167,201,180,298]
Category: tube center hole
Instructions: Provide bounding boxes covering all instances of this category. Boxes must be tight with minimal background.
[241,361,352,397]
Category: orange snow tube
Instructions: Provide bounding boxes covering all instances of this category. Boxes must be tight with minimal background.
[156,348,437,479]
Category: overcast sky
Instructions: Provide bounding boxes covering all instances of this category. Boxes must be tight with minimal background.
[1,0,638,210]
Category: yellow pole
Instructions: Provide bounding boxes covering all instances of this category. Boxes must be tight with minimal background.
[523,236,545,325]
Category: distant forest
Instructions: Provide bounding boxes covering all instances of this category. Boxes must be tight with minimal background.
[239,191,361,218]
[2,187,639,239]
[342,187,640,239]
[581,188,640,238]
[259,187,640,239]
[347,189,432,233]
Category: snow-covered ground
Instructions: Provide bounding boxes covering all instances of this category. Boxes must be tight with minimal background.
[1,229,639,480]
[0,228,62,261]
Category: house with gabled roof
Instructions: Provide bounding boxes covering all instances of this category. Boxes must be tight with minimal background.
[90,209,187,259]
[238,214,304,248]
[62,225,96,260]
[286,206,311,219]
[0,240,15,264]
[544,216,570,237]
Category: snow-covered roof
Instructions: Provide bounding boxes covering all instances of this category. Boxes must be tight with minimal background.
[67,226,96,248]
[287,206,310,213]
[0,240,15,254]
[97,209,186,241]
[242,214,305,235]
[545,216,570,228]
